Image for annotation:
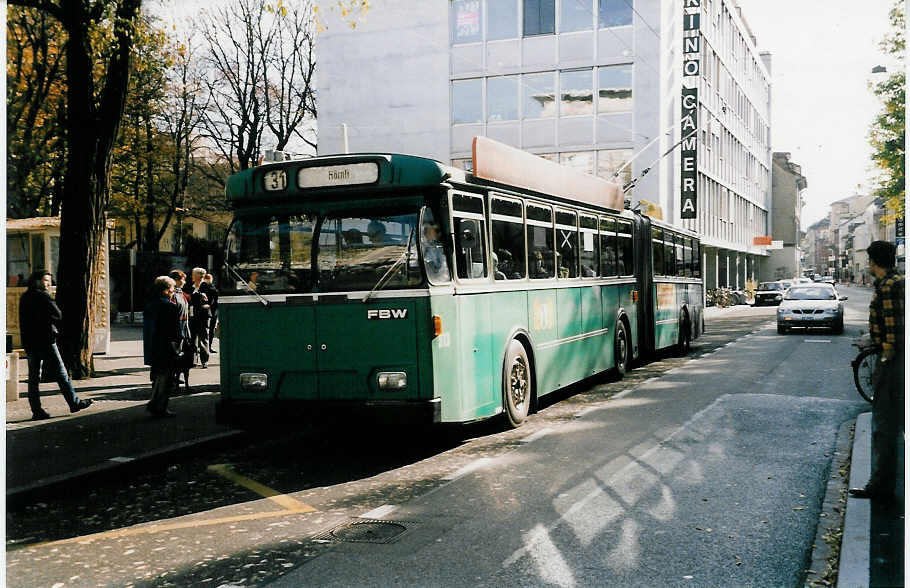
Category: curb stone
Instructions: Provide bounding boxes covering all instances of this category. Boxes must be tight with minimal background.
[804,419,854,587]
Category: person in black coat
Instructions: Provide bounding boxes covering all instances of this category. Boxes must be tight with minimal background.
[143,276,181,417]
[203,273,219,352]
[18,270,93,420]
[168,269,193,390]
[188,267,213,368]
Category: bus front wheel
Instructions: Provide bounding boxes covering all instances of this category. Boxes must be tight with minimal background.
[502,340,531,428]
[614,320,631,377]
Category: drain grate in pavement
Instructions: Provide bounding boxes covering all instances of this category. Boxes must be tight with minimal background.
[313,519,415,544]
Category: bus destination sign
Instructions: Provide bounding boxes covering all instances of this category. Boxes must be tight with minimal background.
[298,163,379,188]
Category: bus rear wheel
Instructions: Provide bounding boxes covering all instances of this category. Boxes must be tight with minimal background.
[614,319,631,377]
[502,340,531,428]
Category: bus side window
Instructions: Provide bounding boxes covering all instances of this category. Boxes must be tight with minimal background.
[491,197,526,280]
[580,214,599,277]
[556,210,578,279]
[526,204,555,279]
[652,227,664,276]
[455,217,488,279]
[664,232,675,276]
[421,208,451,283]
[674,234,685,277]
[682,237,693,277]
[599,217,617,277]
[617,220,633,275]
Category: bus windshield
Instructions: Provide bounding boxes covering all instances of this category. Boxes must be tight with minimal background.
[223,206,424,295]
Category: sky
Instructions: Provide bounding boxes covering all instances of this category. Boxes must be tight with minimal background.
[156,0,897,230]
[736,0,897,229]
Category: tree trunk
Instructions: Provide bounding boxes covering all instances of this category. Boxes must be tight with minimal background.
[54,0,140,378]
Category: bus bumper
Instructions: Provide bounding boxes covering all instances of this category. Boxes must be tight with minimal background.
[216,397,442,426]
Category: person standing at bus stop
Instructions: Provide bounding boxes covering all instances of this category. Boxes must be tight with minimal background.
[189,267,213,368]
[850,240,904,501]
[168,269,193,386]
[19,270,93,420]
[203,273,219,353]
[143,276,181,417]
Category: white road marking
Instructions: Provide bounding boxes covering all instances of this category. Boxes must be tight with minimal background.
[521,428,554,443]
[443,458,495,481]
[360,504,397,519]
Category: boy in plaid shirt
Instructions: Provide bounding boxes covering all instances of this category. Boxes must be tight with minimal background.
[850,240,904,500]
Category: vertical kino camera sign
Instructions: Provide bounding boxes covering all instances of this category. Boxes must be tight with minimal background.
[681,0,700,220]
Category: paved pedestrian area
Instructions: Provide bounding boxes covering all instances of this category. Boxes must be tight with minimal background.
[5,325,234,496]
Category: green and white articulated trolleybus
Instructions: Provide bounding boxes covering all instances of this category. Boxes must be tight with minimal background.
[216,137,703,427]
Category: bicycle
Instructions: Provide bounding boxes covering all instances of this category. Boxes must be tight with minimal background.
[851,336,880,403]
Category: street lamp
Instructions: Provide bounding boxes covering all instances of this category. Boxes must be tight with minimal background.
[175,207,189,254]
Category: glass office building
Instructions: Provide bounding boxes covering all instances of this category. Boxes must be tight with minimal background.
[316,0,773,288]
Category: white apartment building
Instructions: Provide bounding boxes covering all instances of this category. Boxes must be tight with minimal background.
[317,0,772,289]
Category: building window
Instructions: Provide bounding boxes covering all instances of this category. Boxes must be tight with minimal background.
[597,148,633,185]
[488,0,519,40]
[452,79,483,124]
[487,75,519,121]
[207,224,226,243]
[559,151,595,175]
[523,0,555,36]
[452,0,482,44]
[7,233,30,286]
[112,226,127,249]
[560,69,593,116]
[598,0,632,27]
[523,71,556,118]
[560,0,592,32]
[597,64,632,113]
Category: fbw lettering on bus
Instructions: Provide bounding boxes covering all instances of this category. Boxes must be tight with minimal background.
[367,309,408,320]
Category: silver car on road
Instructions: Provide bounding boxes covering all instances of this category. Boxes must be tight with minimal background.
[776,284,846,334]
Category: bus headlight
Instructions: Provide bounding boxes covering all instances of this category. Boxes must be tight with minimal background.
[378,372,407,390]
[240,373,268,392]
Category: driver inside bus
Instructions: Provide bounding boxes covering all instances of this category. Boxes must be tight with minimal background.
[421,219,450,282]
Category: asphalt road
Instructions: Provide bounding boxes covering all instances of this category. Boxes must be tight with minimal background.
[5,293,871,587]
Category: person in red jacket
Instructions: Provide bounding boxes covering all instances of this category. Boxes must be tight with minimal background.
[18,270,93,420]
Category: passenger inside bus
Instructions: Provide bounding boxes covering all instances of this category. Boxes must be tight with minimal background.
[367,220,390,243]
[421,219,450,282]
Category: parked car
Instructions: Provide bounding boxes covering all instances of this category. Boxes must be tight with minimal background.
[753,281,789,306]
[777,284,847,334]
[815,275,835,284]
[793,277,813,285]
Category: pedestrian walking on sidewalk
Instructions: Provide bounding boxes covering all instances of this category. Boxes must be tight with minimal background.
[18,270,93,420]
[204,273,219,353]
[850,240,905,501]
[189,267,213,368]
[143,276,181,417]
[168,269,193,389]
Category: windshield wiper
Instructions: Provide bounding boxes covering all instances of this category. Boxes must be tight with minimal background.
[362,227,415,304]
[226,263,270,307]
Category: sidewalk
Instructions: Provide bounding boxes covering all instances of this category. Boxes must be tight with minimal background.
[4,317,903,586]
[5,324,238,498]
[838,413,905,588]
